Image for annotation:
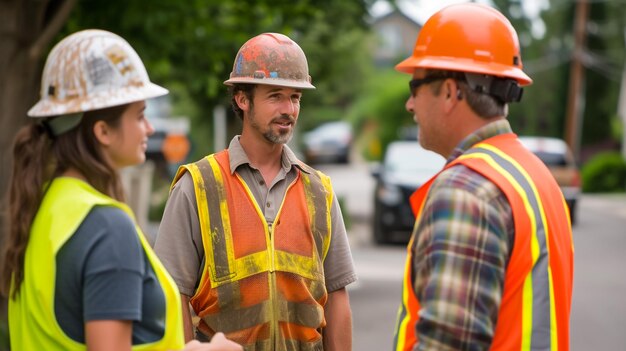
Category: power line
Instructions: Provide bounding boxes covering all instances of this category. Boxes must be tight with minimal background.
[581,48,623,80]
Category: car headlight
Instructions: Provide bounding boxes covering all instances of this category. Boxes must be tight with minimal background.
[378,184,402,205]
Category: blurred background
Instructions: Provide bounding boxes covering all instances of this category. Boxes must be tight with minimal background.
[1,0,625,349]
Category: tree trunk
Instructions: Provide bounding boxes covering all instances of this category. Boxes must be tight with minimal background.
[0,1,76,347]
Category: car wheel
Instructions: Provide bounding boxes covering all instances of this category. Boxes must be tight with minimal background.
[373,203,390,245]
[568,200,577,225]
[304,154,316,165]
[338,151,350,164]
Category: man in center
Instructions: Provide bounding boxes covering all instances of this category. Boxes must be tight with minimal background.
[154,33,356,351]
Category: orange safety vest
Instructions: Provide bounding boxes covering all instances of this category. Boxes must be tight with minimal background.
[394,134,574,351]
[173,150,333,351]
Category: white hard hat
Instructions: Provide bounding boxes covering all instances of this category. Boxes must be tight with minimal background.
[28,29,168,117]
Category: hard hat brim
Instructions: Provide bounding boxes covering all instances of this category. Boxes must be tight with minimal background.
[223,77,316,90]
[395,55,533,86]
[28,83,168,118]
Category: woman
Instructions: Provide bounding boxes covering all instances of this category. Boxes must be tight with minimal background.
[0,29,241,351]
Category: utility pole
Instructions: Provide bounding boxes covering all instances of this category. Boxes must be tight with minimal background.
[564,0,590,162]
[619,27,626,161]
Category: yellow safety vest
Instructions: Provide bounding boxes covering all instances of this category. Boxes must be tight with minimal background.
[9,177,184,351]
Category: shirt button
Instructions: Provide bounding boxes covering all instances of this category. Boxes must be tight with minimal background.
[266,202,271,208]
[260,180,265,185]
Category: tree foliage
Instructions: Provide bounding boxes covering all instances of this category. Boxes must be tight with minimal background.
[491,0,572,137]
[62,0,376,157]
[346,0,625,163]
[347,68,411,160]
[492,0,625,158]
[0,2,374,346]
[1,3,77,347]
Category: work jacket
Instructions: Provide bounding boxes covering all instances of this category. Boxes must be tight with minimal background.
[9,177,184,351]
[175,150,333,351]
[395,134,574,351]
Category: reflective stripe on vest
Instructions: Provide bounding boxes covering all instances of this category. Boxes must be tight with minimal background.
[174,150,332,350]
[393,134,573,351]
[9,177,184,351]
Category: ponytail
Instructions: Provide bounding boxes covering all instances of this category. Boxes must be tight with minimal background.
[0,104,130,298]
[1,123,53,298]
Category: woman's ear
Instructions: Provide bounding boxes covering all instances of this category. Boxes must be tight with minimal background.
[93,120,112,146]
[234,92,250,112]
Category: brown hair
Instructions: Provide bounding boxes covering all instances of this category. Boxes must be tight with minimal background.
[229,83,256,120]
[0,104,129,298]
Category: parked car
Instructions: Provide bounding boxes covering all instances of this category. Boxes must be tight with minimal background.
[371,141,446,244]
[518,136,581,224]
[302,121,352,164]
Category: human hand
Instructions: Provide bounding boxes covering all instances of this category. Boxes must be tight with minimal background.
[207,332,243,350]
[181,332,243,351]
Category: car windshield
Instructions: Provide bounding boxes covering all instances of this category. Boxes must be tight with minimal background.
[304,121,351,142]
[518,137,573,167]
[385,143,445,174]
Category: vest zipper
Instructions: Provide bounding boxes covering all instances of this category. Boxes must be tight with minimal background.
[236,170,300,349]
[268,222,278,350]
[269,175,299,349]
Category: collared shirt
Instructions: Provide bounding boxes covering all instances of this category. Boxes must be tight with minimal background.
[227,135,302,225]
[412,119,515,350]
[154,136,357,297]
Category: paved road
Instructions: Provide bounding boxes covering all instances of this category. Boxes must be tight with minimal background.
[568,194,626,350]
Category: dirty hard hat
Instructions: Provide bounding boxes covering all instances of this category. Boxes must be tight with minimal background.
[396,3,532,86]
[224,32,315,89]
[28,29,168,118]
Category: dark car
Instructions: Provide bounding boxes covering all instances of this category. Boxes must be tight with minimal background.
[371,141,446,244]
[518,136,581,224]
[302,121,352,164]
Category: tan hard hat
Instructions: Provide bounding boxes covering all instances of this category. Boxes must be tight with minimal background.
[28,29,168,117]
[224,33,315,89]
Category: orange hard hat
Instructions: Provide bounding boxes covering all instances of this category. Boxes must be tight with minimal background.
[396,3,532,86]
[224,33,315,89]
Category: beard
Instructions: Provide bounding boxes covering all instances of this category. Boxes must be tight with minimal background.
[265,129,292,144]
[249,108,296,145]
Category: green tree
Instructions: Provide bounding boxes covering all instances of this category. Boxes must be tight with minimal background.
[493,1,625,161]
[348,68,410,159]
[580,1,624,150]
[62,0,375,158]
[491,0,572,137]
[1,2,78,349]
[0,1,375,348]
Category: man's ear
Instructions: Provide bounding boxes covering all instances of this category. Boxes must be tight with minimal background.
[93,120,112,146]
[234,92,250,112]
[443,79,461,113]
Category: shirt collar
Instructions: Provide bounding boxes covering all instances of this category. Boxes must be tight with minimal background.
[227,136,309,174]
[447,119,513,163]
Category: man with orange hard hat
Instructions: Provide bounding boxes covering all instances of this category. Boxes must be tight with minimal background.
[392,4,574,350]
[155,33,356,351]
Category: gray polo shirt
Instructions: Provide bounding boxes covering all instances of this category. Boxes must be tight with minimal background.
[154,136,357,297]
[56,206,165,344]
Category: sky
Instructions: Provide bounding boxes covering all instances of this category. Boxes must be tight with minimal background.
[370,0,488,24]
[370,0,549,38]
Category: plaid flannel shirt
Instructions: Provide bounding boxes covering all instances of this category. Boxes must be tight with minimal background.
[411,120,516,351]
